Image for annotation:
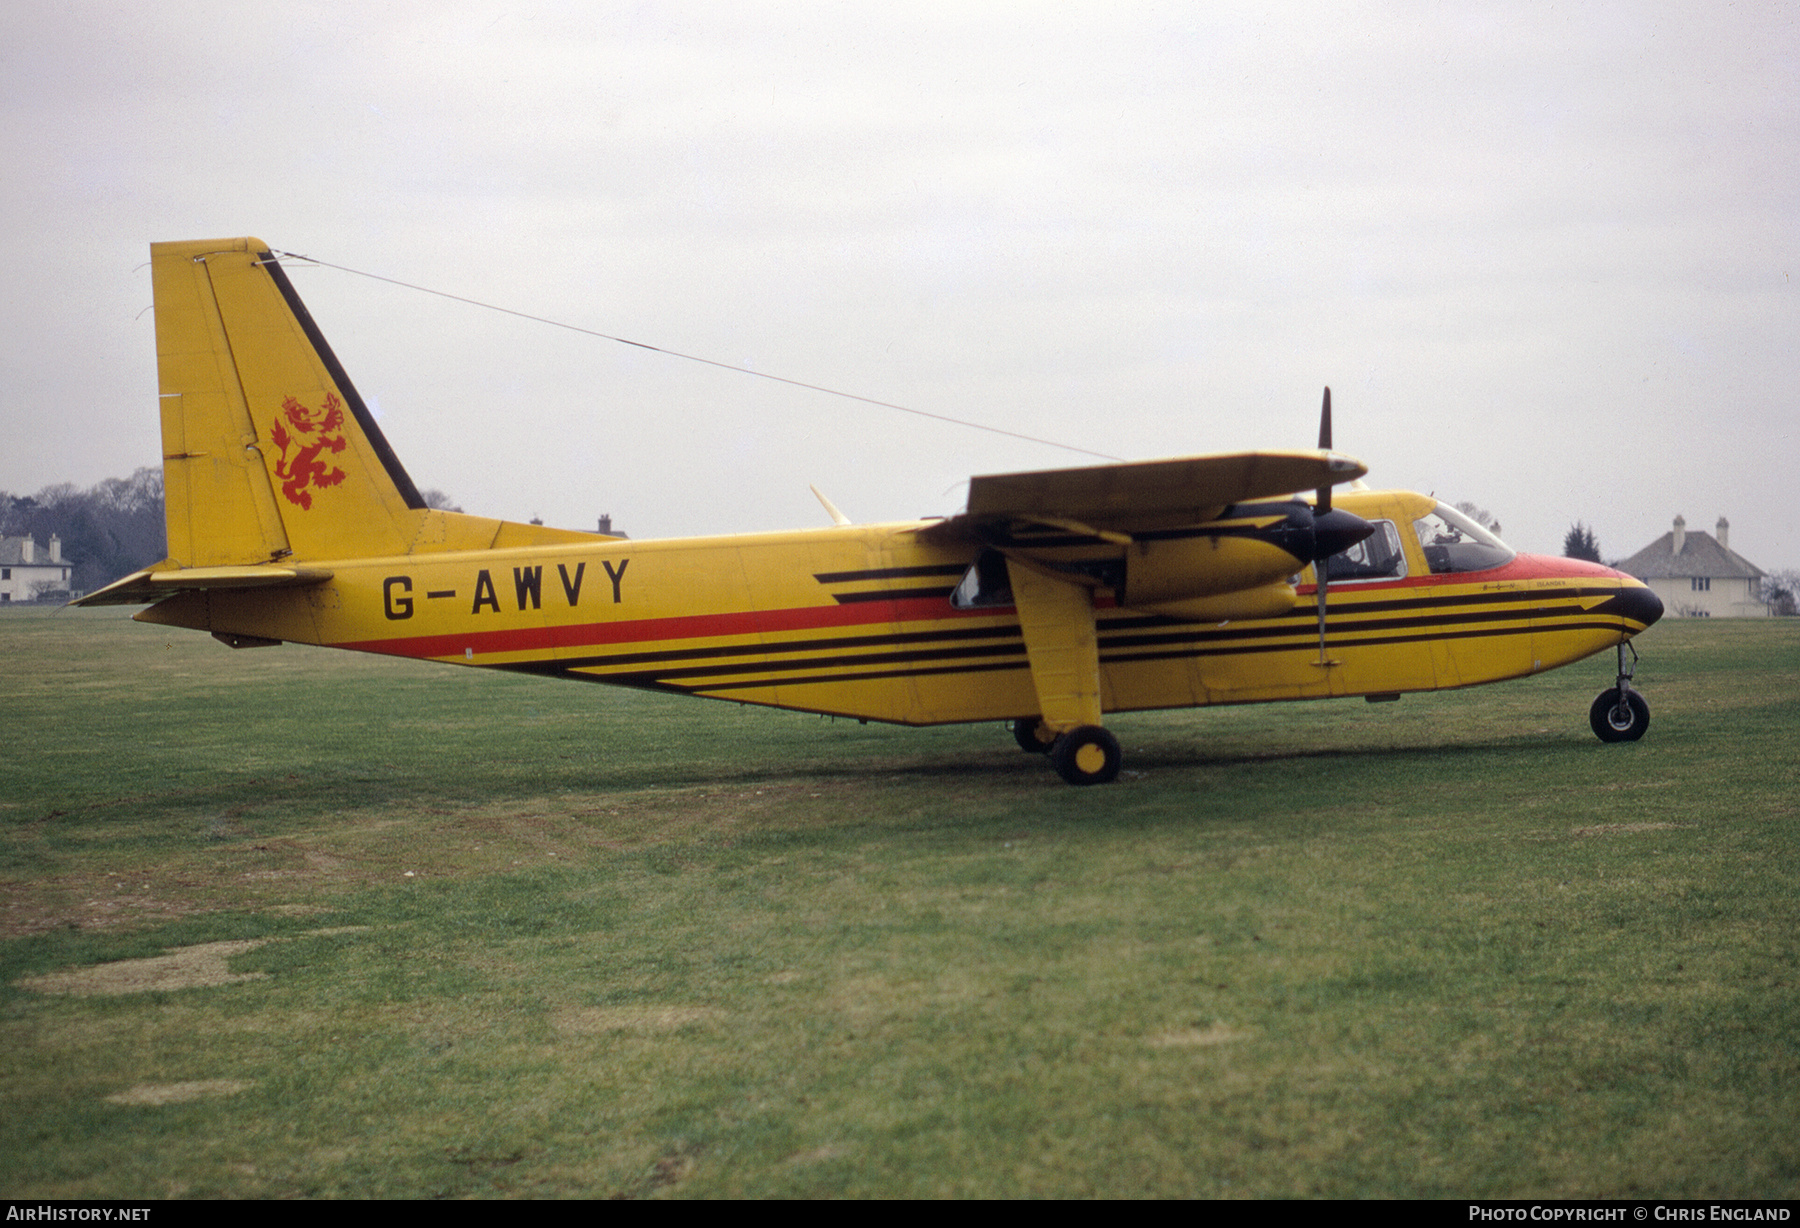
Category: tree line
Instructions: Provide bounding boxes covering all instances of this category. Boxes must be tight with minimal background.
[1,474,466,601]
[1,468,165,597]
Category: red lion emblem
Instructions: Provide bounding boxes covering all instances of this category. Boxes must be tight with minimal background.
[269,393,348,509]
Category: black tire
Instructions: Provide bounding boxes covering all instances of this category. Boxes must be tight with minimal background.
[1012,718,1057,755]
[1589,688,1650,743]
[1050,725,1122,785]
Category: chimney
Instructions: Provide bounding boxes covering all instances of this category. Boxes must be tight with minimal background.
[1672,515,1685,556]
[598,514,612,535]
[1716,516,1729,553]
[49,534,60,563]
[20,536,32,564]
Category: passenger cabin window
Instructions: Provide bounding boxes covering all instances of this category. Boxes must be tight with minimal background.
[1412,503,1516,574]
[1324,519,1406,582]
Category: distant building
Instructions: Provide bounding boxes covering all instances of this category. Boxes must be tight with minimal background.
[0,534,72,603]
[1616,516,1767,618]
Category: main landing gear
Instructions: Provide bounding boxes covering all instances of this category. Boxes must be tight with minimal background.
[1589,640,1650,743]
[1011,717,1058,755]
[1012,718,1122,785]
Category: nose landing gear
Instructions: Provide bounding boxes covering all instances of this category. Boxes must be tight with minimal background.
[1590,640,1650,743]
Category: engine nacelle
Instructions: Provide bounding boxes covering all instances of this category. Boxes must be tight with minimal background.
[1122,534,1303,606]
[1120,501,1372,611]
[1133,580,1299,622]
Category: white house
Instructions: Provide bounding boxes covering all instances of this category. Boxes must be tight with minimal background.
[0,534,72,603]
[1617,516,1767,618]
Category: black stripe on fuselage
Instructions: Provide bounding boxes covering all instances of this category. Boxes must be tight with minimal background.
[499,654,1027,696]
[831,586,959,604]
[1103,603,1533,652]
[813,564,967,584]
[1095,584,1646,653]
[585,638,1026,686]
[501,611,1637,695]
[813,564,966,605]
[658,658,1026,695]
[487,581,1642,693]
[501,622,1025,677]
[1098,617,1646,666]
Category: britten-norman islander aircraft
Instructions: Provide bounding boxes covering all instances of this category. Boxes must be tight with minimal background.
[80,238,1665,784]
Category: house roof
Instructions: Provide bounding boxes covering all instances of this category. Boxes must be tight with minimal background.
[0,536,62,569]
[1617,529,1763,581]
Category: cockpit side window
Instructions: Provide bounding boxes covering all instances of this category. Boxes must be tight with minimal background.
[1324,519,1406,582]
[1412,503,1516,574]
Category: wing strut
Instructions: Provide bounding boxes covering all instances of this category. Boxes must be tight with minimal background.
[1005,558,1121,785]
[1006,559,1102,734]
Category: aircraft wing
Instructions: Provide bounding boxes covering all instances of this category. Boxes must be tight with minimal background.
[933,449,1367,538]
[73,563,334,607]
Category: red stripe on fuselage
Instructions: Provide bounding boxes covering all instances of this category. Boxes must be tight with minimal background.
[334,595,1002,660]
[1295,553,1635,595]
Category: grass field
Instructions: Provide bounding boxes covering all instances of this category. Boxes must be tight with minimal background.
[2,606,1796,1198]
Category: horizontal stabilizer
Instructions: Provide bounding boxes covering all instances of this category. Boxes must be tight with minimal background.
[73,563,333,607]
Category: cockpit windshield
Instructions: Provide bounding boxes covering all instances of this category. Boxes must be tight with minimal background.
[1412,503,1516,574]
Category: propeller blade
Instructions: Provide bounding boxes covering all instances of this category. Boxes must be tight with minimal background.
[1316,386,1333,515]
[1314,386,1339,664]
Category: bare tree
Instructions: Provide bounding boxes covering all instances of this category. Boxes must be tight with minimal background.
[1453,501,1502,538]
[1765,567,1799,616]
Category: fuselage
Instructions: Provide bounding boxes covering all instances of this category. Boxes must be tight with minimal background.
[138,487,1663,726]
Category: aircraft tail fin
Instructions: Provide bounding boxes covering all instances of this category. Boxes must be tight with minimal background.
[77,237,600,608]
[151,237,428,566]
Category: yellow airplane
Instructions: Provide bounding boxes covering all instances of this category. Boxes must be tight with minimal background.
[80,237,1664,784]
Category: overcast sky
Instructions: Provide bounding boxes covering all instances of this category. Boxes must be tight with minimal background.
[3,1,1795,569]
